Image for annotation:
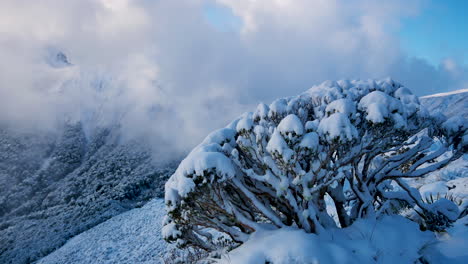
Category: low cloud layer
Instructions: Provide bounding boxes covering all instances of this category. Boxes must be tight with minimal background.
[1,0,467,157]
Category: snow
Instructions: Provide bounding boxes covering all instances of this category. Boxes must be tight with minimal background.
[305,120,319,132]
[277,114,304,136]
[419,181,449,199]
[366,103,389,123]
[35,200,468,264]
[166,151,235,199]
[266,129,294,162]
[161,221,181,241]
[429,198,460,221]
[447,177,468,201]
[317,113,358,142]
[299,132,319,150]
[269,98,288,116]
[417,156,468,182]
[236,116,254,132]
[420,89,468,120]
[37,199,169,264]
[391,112,407,128]
[433,216,468,262]
[442,116,467,135]
[201,128,236,146]
[358,91,403,123]
[253,103,269,120]
[220,227,350,264]
[394,87,419,114]
[221,215,436,264]
[166,127,239,204]
[164,125,240,217]
[325,98,356,117]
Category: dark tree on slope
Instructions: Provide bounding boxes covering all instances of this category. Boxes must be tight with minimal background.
[163,79,467,251]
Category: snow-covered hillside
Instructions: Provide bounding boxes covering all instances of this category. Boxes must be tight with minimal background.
[37,199,168,264]
[32,88,467,264]
[0,123,177,264]
[420,89,468,119]
[220,215,468,264]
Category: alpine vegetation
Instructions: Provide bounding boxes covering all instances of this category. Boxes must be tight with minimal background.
[163,79,467,253]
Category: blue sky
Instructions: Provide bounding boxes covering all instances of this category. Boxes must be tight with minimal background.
[400,0,468,66]
[203,2,242,32]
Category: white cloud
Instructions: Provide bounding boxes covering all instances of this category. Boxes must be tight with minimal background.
[0,0,467,156]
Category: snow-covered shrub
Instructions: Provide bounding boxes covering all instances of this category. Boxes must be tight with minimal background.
[164,79,467,251]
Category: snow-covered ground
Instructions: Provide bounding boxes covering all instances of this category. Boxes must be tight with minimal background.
[37,199,169,264]
[220,215,468,264]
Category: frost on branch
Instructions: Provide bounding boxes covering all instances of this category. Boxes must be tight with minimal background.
[163,79,466,251]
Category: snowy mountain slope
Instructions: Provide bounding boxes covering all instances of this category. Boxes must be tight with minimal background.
[420,89,468,118]
[0,123,177,264]
[36,199,168,264]
[34,89,468,264]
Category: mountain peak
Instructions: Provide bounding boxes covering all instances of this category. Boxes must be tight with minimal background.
[45,49,72,68]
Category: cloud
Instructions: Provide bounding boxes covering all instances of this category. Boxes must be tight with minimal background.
[0,0,467,157]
